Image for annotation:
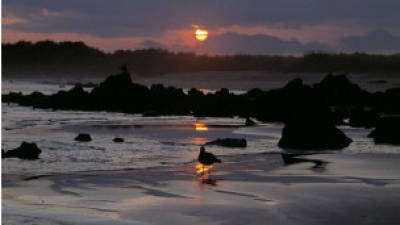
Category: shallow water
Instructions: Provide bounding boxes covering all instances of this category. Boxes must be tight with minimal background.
[2,103,283,177]
[2,72,399,177]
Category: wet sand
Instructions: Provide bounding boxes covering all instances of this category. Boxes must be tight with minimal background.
[3,153,400,225]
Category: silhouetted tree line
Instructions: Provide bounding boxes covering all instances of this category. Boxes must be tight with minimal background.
[2,40,400,77]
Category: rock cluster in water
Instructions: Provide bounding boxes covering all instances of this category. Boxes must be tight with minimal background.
[4,72,400,149]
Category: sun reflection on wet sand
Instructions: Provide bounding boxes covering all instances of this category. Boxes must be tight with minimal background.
[195,163,213,175]
[192,137,207,145]
[194,122,208,131]
[194,163,218,186]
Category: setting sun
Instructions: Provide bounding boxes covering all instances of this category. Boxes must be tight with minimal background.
[195,29,208,41]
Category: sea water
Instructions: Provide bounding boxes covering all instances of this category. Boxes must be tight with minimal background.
[2,72,399,177]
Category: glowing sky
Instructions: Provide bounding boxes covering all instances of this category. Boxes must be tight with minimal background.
[2,0,400,55]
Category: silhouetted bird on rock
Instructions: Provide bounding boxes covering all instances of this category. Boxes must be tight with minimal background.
[198,146,221,179]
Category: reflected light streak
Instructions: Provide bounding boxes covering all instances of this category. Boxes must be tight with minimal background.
[194,122,208,131]
[195,163,213,174]
[192,137,207,145]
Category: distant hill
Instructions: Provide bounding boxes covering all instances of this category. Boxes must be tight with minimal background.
[2,40,400,78]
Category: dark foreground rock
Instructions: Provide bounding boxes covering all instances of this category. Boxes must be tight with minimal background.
[74,133,92,142]
[312,73,369,107]
[349,108,380,128]
[113,137,124,143]
[2,142,42,159]
[368,117,400,145]
[245,117,256,126]
[205,138,247,148]
[278,114,352,150]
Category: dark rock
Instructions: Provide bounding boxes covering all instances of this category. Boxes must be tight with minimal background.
[245,117,256,126]
[278,114,352,150]
[57,85,90,109]
[2,142,42,159]
[205,138,247,148]
[148,84,190,115]
[113,137,124,143]
[313,73,369,107]
[370,88,400,114]
[89,71,150,113]
[74,133,92,142]
[4,72,399,122]
[368,117,400,145]
[100,72,132,90]
[349,108,380,128]
[253,78,315,122]
[68,84,88,96]
[142,110,159,117]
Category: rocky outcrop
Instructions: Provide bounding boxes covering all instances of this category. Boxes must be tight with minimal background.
[313,73,369,107]
[370,88,400,114]
[251,78,315,123]
[3,72,399,126]
[2,142,42,160]
[100,72,133,90]
[278,113,352,150]
[368,117,400,145]
[349,108,380,128]
[74,133,92,142]
[205,138,247,148]
[89,72,150,113]
[245,117,256,126]
[113,137,124,143]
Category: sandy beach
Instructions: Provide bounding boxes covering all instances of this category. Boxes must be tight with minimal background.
[3,2,400,224]
[3,153,400,225]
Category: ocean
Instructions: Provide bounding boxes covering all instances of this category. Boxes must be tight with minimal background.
[2,71,399,178]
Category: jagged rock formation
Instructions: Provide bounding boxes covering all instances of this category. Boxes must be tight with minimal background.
[205,138,247,148]
[74,133,92,142]
[2,142,42,160]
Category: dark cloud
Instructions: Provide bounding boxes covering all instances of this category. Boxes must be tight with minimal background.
[194,32,333,55]
[2,0,400,54]
[339,29,400,52]
[3,0,400,37]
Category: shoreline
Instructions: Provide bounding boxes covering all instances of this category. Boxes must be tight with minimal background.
[3,153,400,225]
[2,152,282,183]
